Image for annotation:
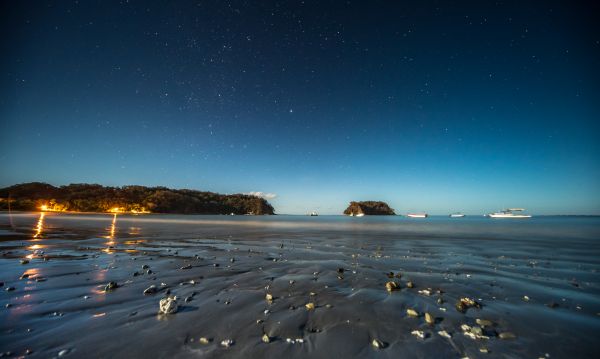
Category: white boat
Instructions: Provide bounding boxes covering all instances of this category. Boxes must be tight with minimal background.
[488,208,532,218]
[355,213,365,217]
[407,213,427,218]
[309,211,318,216]
[450,213,465,218]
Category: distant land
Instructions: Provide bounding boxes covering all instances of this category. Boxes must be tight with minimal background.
[0,182,275,215]
[343,201,395,216]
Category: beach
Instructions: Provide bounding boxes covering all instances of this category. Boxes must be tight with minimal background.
[1,212,599,358]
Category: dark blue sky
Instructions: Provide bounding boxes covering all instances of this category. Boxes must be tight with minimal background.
[1,1,599,214]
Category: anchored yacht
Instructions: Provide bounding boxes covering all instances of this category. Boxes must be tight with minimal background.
[488,208,532,218]
[449,213,466,218]
[407,213,428,218]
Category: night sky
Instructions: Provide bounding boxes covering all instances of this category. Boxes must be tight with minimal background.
[1,1,599,214]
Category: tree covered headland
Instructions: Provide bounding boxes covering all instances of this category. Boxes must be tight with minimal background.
[0,182,275,215]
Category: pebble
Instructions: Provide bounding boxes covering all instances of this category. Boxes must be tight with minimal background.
[305,302,315,310]
[499,332,517,340]
[5,287,15,292]
[437,330,452,338]
[418,289,432,296]
[144,285,158,295]
[406,281,414,288]
[406,308,419,317]
[411,330,426,339]
[461,324,489,340]
[199,337,210,344]
[262,334,271,343]
[142,264,149,269]
[371,338,386,349]
[159,297,178,314]
[20,259,29,265]
[104,281,118,291]
[425,312,434,325]
[456,297,481,313]
[475,318,493,327]
[385,281,399,292]
[480,347,489,353]
[58,349,70,357]
[265,293,273,301]
[220,339,234,347]
[180,264,192,270]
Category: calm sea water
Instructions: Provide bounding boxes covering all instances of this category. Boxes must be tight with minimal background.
[1,212,599,358]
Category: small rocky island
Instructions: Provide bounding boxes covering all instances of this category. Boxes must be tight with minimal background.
[343,201,395,216]
[0,182,275,215]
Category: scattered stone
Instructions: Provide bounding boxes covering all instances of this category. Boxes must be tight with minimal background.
[305,302,315,311]
[180,264,192,270]
[475,318,493,327]
[220,339,234,347]
[523,295,530,301]
[425,312,434,325]
[142,264,149,269]
[184,296,192,303]
[480,347,490,353]
[371,338,387,349]
[133,271,140,277]
[144,285,158,295]
[199,337,210,344]
[406,308,419,317]
[146,269,153,275]
[20,274,30,279]
[20,259,29,265]
[337,267,344,274]
[262,333,271,343]
[455,297,481,313]
[5,303,12,308]
[58,349,70,357]
[437,330,452,338]
[406,281,414,288]
[104,281,118,291]
[6,286,16,291]
[498,332,517,340]
[546,302,559,309]
[461,324,489,340]
[159,297,178,314]
[411,330,427,339]
[265,293,273,302]
[418,288,432,296]
[385,281,399,292]
[386,272,394,278]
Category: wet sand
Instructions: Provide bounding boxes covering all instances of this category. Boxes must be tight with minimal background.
[1,212,600,358]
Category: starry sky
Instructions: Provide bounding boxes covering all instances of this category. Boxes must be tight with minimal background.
[1,1,599,215]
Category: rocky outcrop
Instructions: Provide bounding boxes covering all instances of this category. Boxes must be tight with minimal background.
[343,201,395,216]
